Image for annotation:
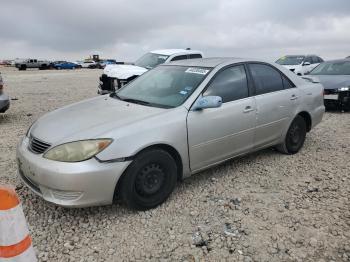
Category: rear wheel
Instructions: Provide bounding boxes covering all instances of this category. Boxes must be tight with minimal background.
[118,149,177,210]
[19,65,26,71]
[276,115,307,154]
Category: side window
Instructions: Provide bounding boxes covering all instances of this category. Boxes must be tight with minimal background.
[171,55,188,61]
[304,56,312,64]
[249,63,283,95]
[203,65,248,103]
[34,59,37,63]
[282,75,295,89]
[311,56,318,64]
[188,54,202,59]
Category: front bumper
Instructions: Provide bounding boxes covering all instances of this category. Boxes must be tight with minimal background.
[0,93,10,113]
[98,74,116,95]
[324,89,350,110]
[16,137,131,207]
[98,74,131,95]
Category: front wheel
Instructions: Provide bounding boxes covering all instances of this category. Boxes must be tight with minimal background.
[118,149,177,210]
[276,115,307,154]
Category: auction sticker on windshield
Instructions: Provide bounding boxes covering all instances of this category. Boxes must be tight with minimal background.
[185,68,210,75]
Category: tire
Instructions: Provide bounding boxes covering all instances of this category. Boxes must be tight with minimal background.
[19,65,26,71]
[118,149,177,210]
[276,115,307,154]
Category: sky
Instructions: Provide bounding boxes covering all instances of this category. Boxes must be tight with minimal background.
[1,0,349,62]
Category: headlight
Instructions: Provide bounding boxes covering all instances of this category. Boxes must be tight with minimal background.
[338,87,349,91]
[43,139,112,162]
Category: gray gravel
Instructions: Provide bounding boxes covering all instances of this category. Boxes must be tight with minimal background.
[0,67,349,262]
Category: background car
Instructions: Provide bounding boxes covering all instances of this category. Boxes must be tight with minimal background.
[81,61,97,69]
[18,58,324,210]
[0,73,10,113]
[53,61,79,70]
[276,55,323,75]
[96,59,117,69]
[308,59,350,111]
[98,48,204,94]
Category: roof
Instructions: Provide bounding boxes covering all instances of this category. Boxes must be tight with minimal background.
[320,58,350,63]
[164,57,246,67]
[150,49,202,56]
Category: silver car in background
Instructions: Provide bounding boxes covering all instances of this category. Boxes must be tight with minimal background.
[0,73,10,113]
[17,58,325,210]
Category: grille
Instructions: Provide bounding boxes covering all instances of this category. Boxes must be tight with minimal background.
[324,89,338,95]
[51,189,82,201]
[29,136,51,154]
[19,169,42,194]
[99,74,116,92]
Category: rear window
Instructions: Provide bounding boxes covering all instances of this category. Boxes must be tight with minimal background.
[189,54,202,59]
[249,63,284,95]
[171,55,188,61]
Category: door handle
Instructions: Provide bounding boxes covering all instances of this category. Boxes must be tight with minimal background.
[290,94,299,100]
[243,106,254,113]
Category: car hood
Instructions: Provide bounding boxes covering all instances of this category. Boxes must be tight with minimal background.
[307,75,350,90]
[30,95,166,145]
[103,64,148,79]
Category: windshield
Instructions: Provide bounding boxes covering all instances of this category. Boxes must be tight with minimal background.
[134,53,169,69]
[310,61,350,75]
[114,65,211,108]
[276,56,305,65]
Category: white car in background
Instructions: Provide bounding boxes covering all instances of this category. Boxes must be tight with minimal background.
[276,55,324,76]
[76,61,97,69]
[98,49,204,94]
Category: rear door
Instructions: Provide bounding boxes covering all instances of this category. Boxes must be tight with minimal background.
[187,64,256,171]
[28,59,34,68]
[247,63,298,148]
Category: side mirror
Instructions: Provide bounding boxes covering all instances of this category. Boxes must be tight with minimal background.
[192,96,223,111]
[303,62,311,66]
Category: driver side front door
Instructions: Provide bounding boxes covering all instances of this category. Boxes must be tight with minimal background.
[187,65,256,171]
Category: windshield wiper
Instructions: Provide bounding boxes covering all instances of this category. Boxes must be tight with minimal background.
[111,94,172,108]
[123,98,151,106]
[110,92,124,100]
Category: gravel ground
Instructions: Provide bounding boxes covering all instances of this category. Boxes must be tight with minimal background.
[0,67,349,262]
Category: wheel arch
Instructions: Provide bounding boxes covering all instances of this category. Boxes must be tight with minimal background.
[113,143,184,201]
[297,111,312,132]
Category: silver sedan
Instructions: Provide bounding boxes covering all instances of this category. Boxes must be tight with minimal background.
[17,58,325,210]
